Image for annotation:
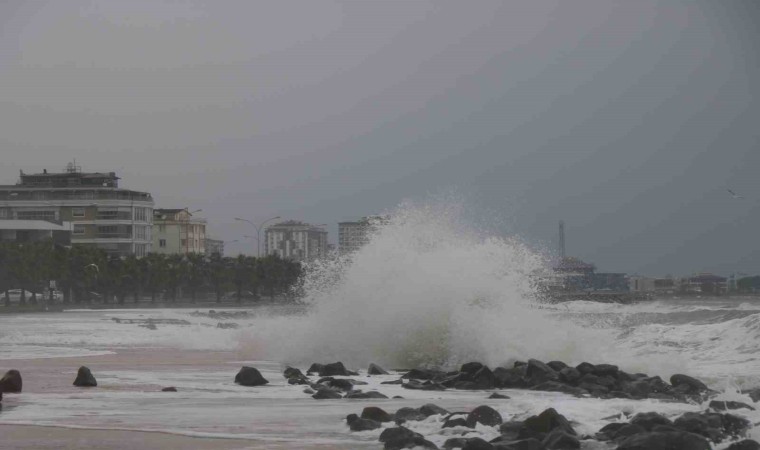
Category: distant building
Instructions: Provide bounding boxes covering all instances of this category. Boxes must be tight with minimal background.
[629,276,656,292]
[205,238,225,256]
[553,257,596,291]
[152,209,206,255]
[338,215,389,254]
[686,273,728,295]
[264,220,327,261]
[0,163,153,257]
[592,273,629,292]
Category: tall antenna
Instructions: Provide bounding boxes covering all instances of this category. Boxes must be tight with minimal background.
[558,220,566,259]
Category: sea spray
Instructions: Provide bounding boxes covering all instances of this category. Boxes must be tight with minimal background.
[242,199,625,369]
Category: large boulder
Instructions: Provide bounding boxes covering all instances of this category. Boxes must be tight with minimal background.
[0,369,22,392]
[559,367,581,385]
[394,407,428,423]
[542,429,579,449]
[519,408,575,439]
[350,418,382,431]
[461,362,485,374]
[525,360,559,385]
[629,412,673,431]
[466,405,503,427]
[379,426,421,443]
[709,400,755,411]
[234,366,269,386]
[362,406,393,423]
[616,431,711,450]
[368,363,389,375]
[493,366,527,388]
[345,390,389,399]
[420,403,449,417]
[312,387,342,399]
[670,374,708,393]
[73,366,97,387]
[319,361,353,376]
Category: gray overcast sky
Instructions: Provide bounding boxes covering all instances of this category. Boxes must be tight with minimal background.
[1,0,758,276]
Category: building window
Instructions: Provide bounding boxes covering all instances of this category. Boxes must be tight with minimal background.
[159,239,166,248]
[134,225,147,240]
[135,244,146,257]
[73,224,86,235]
[17,210,56,221]
[72,207,85,218]
[134,207,147,222]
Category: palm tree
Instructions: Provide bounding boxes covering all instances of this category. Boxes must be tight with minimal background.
[207,253,229,303]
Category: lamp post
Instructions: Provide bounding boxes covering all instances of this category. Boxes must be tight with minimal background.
[234,216,280,257]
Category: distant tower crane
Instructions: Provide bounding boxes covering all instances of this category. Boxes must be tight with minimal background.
[559,220,566,260]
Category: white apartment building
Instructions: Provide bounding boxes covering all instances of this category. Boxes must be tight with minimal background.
[264,220,327,261]
[152,209,206,255]
[0,164,154,257]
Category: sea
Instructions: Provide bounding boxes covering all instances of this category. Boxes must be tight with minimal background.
[0,203,758,448]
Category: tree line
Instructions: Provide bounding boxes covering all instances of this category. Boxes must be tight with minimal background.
[0,241,303,306]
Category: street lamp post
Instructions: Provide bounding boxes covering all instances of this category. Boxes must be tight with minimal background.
[234,216,280,257]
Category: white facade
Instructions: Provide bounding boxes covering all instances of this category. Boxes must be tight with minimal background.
[264,221,327,261]
[338,215,389,253]
[0,169,154,257]
[152,209,207,255]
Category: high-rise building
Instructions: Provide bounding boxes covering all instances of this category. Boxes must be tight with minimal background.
[264,220,327,261]
[152,208,206,255]
[338,215,389,254]
[0,163,154,256]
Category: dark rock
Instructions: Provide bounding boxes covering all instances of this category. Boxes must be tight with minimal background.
[727,440,760,450]
[395,407,427,423]
[542,429,579,449]
[403,368,446,380]
[498,421,524,440]
[526,360,558,385]
[319,361,352,376]
[443,417,469,428]
[616,431,711,450]
[546,361,568,372]
[592,364,619,377]
[311,387,342,399]
[382,378,404,385]
[466,405,503,427]
[629,412,673,431]
[494,367,527,388]
[283,367,305,379]
[379,426,422,442]
[721,412,752,438]
[710,400,756,411]
[306,363,323,374]
[368,363,389,375]
[611,424,646,441]
[346,413,359,425]
[73,366,97,387]
[462,362,485,374]
[577,382,608,397]
[350,418,381,431]
[362,406,393,422]
[575,362,595,374]
[345,390,389,399]
[462,437,495,450]
[744,388,760,403]
[443,437,469,449]
[161,386,177,392]
[303,387,315,394]
[384,435,439,450]
[670,374,708,393]
[420,403,449,417]
[317,377,356,391]
[472,366,496,389]
[234,366,268,387]
[519,408,575,439]
[558,367,581,385]
[489,392,510,399]
[0,370,22,393]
